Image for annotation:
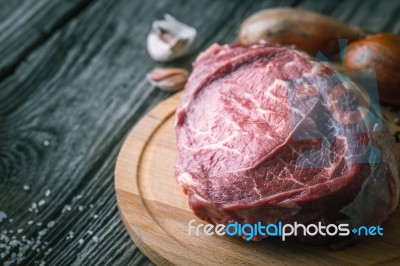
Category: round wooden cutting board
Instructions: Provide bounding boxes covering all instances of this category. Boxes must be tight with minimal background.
[115,92,400,266]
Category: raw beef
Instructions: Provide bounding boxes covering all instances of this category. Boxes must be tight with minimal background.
[174,43,399,246]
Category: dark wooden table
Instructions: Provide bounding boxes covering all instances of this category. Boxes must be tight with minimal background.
[1,0,399,265]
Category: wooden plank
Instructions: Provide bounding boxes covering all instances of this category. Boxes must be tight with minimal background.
[0,0,283,264]
[0,0,94,79]
[1,0,400,265]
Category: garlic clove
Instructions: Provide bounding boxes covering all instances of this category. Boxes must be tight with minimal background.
[147,14,197,62]
[147,67,189,92]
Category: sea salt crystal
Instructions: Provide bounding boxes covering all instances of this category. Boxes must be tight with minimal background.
[38,200,46,206]
[78,239,84,245]
[93,214,98,219]
[9,240,18,247]
[31,203,37,209]
[45,189,51,197]
[17,229,23,234]
[23,185,30,191]
[28,221,34,225]
[89,204,94,209]
[0,211,7,222]
[43,140,50,146]
[62,205,71,213]
[87,230,93,235]
[47,221,55,228]
[38,229,47,236]
[44,248,53,256]
[92,236,98,243]
[78,206,84,211]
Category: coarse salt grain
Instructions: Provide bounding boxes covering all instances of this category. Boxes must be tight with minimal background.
[9,240,18,247]
[47,221,55,228]
[78,239,84,245]
[45,189,51,197]
[44,248,53,256]
[62,205,71,213]
[92,236,98,243]
[38,200,46,206]
[0,222,52,265]
[0,211,8,222]
[23,185,30,191]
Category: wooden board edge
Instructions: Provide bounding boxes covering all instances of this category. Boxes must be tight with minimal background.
[114,92,183,265]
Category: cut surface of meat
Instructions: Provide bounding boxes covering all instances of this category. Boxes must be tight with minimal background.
[174,43,399,245]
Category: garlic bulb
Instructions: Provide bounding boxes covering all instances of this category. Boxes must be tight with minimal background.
[147,14,197,62]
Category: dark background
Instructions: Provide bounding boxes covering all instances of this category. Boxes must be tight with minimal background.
[0,0,399,265]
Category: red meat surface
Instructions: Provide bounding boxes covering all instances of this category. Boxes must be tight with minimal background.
[174,43,399,246]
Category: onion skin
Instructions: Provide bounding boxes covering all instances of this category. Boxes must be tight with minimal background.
[344,34,400,105]
[239,8,366,55]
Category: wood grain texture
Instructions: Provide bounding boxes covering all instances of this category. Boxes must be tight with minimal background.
[1,0,400,265]
[0,0,94,79]
[115,93,400,266]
